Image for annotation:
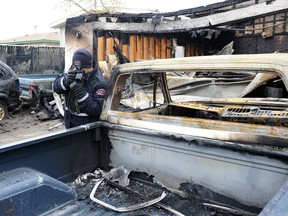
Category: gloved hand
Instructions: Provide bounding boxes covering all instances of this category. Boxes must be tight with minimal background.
[66,69,77,85]
[70,80,84,96]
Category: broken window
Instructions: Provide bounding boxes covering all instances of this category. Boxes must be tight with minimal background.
[117,73,166,112]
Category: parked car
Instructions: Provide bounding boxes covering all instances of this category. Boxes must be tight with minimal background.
[0,60,21,120]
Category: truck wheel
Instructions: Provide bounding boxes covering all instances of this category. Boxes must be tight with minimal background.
[0,102,8,120]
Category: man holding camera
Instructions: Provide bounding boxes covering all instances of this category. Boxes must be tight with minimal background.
[53,48,107,128]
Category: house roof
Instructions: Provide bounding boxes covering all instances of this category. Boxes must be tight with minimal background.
[65,0,286,34]
[50,5,156,29]
[0,32,60,45]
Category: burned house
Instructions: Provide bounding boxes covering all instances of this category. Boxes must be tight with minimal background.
[64,0,288,68]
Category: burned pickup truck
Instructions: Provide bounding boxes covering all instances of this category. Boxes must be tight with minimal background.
[0,53,288,215]
[101,53,288,210]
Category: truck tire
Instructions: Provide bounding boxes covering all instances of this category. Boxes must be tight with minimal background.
[0,101,8,120]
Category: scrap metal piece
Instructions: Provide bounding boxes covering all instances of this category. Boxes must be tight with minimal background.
[105,177,185,216]
[89,178,167,212]
[203,203,257,216]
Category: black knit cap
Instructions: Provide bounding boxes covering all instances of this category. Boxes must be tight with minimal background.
[72,48,93,68]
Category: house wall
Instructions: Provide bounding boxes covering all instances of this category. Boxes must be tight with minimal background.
[64,4,288,71]
[233,12,288,54]
[96,32,206,62]
[59,26,66,47]
[64,23,205,69]
[234,35,288,54]
[64,16,207,71]
[0,45,65,75]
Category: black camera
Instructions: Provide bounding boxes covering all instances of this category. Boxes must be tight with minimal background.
[74,66,85,82]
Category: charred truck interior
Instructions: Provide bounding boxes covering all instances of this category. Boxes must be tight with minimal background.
[115,68,288,127]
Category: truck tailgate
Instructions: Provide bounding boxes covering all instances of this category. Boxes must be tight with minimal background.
[18,74,58,100]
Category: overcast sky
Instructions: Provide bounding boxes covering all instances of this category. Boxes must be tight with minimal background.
[0,0,221,40]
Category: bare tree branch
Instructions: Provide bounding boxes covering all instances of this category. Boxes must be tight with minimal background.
[68,0,93,14]
[99,0,111,13]
[56,0,121,14]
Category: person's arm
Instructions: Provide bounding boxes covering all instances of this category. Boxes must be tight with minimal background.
[53,74,69,94]
[53,69,77,94]
[70,81,106,117]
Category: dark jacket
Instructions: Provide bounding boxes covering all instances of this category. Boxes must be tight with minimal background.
[53,69,106,128]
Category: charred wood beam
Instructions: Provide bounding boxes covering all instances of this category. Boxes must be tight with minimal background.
[209,0,287,27]
[67,0,261,24]
[66,0,287,34]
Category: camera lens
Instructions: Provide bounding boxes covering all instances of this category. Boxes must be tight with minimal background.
[75,72,83,82]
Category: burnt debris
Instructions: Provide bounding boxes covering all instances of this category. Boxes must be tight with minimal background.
[49,168,260,216]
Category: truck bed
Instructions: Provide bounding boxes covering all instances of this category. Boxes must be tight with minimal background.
[1,167,243,216]
[49,172,245,216]
[0,123,261,216]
